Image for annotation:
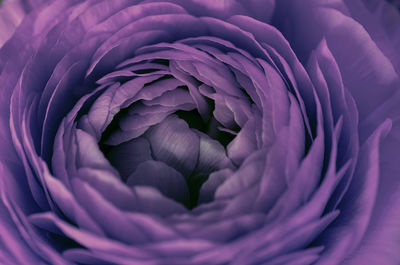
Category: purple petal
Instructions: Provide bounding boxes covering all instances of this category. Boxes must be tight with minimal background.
[199,169,233,204]
[227,117,259,166]
[317,120,392,264]
[0,0,25,48]
[146,115,200,178]
[127,160,189,204]
[107,137,153,179]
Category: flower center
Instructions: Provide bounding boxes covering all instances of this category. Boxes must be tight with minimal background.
[100,106,237,209]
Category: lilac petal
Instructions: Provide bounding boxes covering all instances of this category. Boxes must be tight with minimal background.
[266,91,326,221]
[74,129,118,174]
[6,0,93,131]
[276,4,399,123]
[212,95,236,129]
[119,46,211,69]
[0,0,76,71]
[95,69,137,84]
[198,83,215,98]
[62,248,155,265]
[0,161,38,215]
[9,96,49,210]
[104,126,150,146]
[180,36,260,71]
[96,62,170,84]
[187,214,265,242]
[28,212,154,259]
[40,60,90,160]
[342,119,400,265]
[90,13,207,73]
[127,160,190,204]
[142,87,195,108]
[234,211,339,264]
[223,51,266,109]
[1,194,71,265]
[119,110,173,131]
[193,211,337,264]
[265,42,315,133]
[128,102,186,116]
[149,0,278,25]
[125,212,178,241]
[215,150,266,200]
[146,115,200,178]
[67,129,135,211]
[199,169,233,204]
[169,60,211,120]
[266,247,324,265]
[53,82,110,187]
[71,178,149,244]
[307,39,359,211]
[107,137,152,179]
[87,75,162,140]
[307,42,335,143]
[41,166,104,236]
[87,6,193,74]
[227,117,258,166]
[190,61,245,99]
[342,0,400,74]
[132,186,188,216]
[250,91,306,216]
[0,196,42,265]
[256,59,290,135]
[0,0,25,48]
[134,77,184,101]
[225,15,316,136]
[283,93,306,183]
[236,0,275,23]
[195,131,234,175]
[141,238,215,258]
[86,30,172,80]
[221,186,258,217]
[35,0,141,152]
[141,0,248,21]
[135,41,217,64]
[89,2,187,37]
[309,39,359,144]
[360,87,400,145]
[224,96,253,128]
[317,120,392,264]
[52,119,72,187]
[252,131,289,212]
[76,167,137,212]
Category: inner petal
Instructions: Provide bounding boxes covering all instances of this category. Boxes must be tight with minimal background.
[126,160,190,206]
[145,115,200,178]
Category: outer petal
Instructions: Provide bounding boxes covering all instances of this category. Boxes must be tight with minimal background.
[316,120,392,264]
[342,119,400,265]
[0,0,26,48]
[142,0,275,23]
[273,1,400,138]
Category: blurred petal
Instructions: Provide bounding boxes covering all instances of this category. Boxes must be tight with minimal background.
[274,2,400,132]
[0,0,25,48]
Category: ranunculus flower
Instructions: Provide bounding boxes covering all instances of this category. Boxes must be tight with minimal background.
[0,0,399,264]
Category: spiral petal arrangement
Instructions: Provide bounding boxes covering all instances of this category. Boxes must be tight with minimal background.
[0,0,399,264]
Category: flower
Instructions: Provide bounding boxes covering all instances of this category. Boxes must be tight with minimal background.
[0,0,399,264]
